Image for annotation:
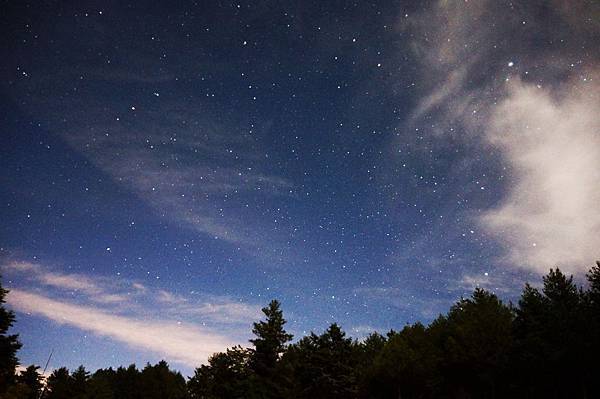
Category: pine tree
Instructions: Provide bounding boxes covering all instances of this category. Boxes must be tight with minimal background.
[249,300,293,376]
[512,283,549,396]
[18,365,43,399]
[513,269,588,398]
[71,365,90,398]
[439,289,514,398]
[0,274,22,393]
[45,367,73,399]
[283,323,359,398]
[113,364,140,399]
[188,346,251,399]
[585,261,600,397]
[368,322,439,399]
[586,261,600,307]
[86,368,115,399]
[543,269,586,397]
[138,361,187,399]
[246,300,292,398]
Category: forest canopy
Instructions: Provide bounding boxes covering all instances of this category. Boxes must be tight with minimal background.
[2,262,600,399]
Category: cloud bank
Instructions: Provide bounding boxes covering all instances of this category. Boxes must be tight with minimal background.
[8,289,235,368]
[404,0,600,274]
[482,79,600,273]
[3,260,262,367]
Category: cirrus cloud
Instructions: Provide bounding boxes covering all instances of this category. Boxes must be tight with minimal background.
[481,79,600,273]
[8,289,236,368]
[402,0,600,274]
[3,259,263,368]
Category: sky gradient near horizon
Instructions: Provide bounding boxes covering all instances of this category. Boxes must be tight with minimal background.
[1,0,599,376]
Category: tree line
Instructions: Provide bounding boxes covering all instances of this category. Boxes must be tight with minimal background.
[1,262,600,398]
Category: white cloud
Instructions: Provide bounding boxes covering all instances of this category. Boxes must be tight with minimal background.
[157,289,188,305]
[3,261,124,304]
[481,79,600,273]
[459,274,491,290]
[3,259,265,367]
[132,282,147,292]
[457,271,519,294]
[155,289,262,324]
[7,289,236,368]
[192,302,263,324]
[96,154,292,247]
[402,0,600,274]
[3,260,262,325]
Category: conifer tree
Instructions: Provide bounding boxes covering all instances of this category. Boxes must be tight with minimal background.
[71,365,90,398]
[585,261,600,397]
[138,361,187,399]
[442,288,513,398]
[586,261,600,306]
[284,323,358,398]
[249,300,293,375]
[45,367,73,399]
[18,365,43,399]
[247,300,292,398]
[188,346,251,399]
[543,268,586,397]
[0,274,22,393]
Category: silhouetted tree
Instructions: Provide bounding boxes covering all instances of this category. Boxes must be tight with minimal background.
[355,332,386,397]
[584,261,600,397]
[44,367,72,399]
[283,323,359,398]
[246,300,292,398]
[4,266,600,399]
[0,274,22,393]
[542,269,587,398]
[366,322,440,399]
[17,365,43,399]
[138,361,188,399]
[587,261,600,304]
[512,282,549,397]
[249,300,293,375]
[70,365,90,398]
[113,364,141,399]
[86,368,115,399]
[445,289,513,398]
[188,346,251,399]
[512,268,590,398]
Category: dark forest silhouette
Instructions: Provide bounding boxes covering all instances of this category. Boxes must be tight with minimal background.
[1,262,600,399]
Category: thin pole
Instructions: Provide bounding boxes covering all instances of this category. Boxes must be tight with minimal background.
[38,348,54,399]
[41,349,53,375]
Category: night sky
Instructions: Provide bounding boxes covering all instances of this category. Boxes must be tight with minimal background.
[1,0,599,376]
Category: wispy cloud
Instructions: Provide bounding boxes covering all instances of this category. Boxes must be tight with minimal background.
[481,79,600,273]
[458,274,490,290]
[60,117,293,248]
[154,288,263,323]
[402,0,600,274]
[353,286,450,320]
[3,260,263,367]
[4,261,126,304]
[8,289,235,367]
[11,53,295,255]
[3,260,261,325]
[457,271,521,294]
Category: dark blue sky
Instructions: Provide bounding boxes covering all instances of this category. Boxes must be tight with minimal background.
[1,0,599,375]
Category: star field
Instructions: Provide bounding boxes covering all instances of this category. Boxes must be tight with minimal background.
[1,0,599,375]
